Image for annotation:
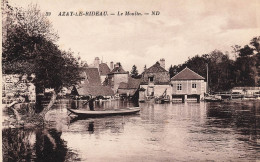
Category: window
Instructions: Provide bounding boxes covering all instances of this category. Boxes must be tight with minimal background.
[148,77,154,82]
[177,84,182,90]
[192,83,196,88]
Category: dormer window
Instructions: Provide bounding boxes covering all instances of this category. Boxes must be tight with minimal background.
[148,76,154,82]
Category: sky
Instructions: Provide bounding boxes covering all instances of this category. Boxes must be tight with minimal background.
[7,0,260,72]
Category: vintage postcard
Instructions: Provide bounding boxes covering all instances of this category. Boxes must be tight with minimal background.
[1,0,260,161]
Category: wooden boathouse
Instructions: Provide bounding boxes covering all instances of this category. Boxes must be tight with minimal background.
[171,67,206,102]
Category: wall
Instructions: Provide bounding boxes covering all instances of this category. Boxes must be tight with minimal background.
[142,72,170,84]
[100,75,106,85]
[171,80,206,96]
[2,74,36,104]
[139,84,172,100]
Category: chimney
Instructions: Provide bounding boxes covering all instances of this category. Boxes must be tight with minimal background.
[110,61,114,70]
[94,57,100,68]
[159,58,165,69]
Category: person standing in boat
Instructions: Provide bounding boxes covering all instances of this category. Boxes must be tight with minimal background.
[88,96,96,111]
[82,95,96,111]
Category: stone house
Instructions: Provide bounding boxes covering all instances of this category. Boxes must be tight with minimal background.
[171,67,206,101]
[139,61,172,101]
[106,63,129,93]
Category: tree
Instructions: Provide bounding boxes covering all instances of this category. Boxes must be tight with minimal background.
[250,36,260,54]
[239,45,254,57]
[231,45,241,59]
[130,65,139,78]
[169,65,174,78]
[170,36,259,91]
[2,2,81,119]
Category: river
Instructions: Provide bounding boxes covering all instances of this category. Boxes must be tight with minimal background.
[2,100,260,161]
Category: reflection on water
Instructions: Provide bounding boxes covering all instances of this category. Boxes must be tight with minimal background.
[2,127,80,162]
[2,99,260,161]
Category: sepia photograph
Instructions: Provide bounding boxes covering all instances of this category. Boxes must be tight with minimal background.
[1,0,260,161]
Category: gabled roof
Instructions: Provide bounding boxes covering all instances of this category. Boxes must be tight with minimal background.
[145,63,167,73]
[118,78,141,89]
[117,78,141,96]
[127,78,141,89]
[110,66,128,74]
[83,68,102,86]
[171,67,205,80]
[75,67,114,96]
[99,63,110,75]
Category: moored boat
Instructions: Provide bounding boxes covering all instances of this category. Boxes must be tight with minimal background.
[67,107,140,118]
[204,95,223,102]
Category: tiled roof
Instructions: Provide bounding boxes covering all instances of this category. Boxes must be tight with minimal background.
[117,78,141,96]
[171,67,205,80]
[145,63,167,73]
[77,85,114,96]
[127,78,141,89]
[118,78,141,89]
[75,67,114,96]
[84,68,102,86]
[99,63,110,75]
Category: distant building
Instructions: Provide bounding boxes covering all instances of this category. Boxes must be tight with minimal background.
[106,63,129,93]
[232,87,260,96]
[86,57,111,84]
[139,61,172,101]
[171,67,206,101]
[72,67,114,97]
[2,74,36,104]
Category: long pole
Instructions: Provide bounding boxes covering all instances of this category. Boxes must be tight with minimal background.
[207,63,209,93]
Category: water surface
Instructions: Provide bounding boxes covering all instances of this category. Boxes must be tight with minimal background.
[2,100,260,161]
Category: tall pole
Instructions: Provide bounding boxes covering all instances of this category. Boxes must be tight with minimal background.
[206,63,209,93]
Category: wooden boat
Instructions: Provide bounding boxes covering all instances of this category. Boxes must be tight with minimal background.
[204,95,223,102]
[67,107,140,118]
[204,98,223,102]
